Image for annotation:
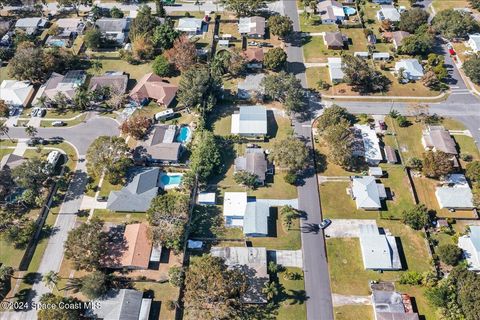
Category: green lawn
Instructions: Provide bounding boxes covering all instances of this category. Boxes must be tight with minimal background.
[250,214,301,250]
[342,28,369,52]
[0,139,18,147]
[40,114,87,127]
[299,14,338,33]
[378,164,416,219]
[44,109,84,119]
[92,209,147,223]
[305,67,331,89]
[98,179,122,197]
[0,148,13,158]
[276,267,307,320]
[334,305,374,320]
[134,282,179,320]
[303,36,337,63]
[454,135,480,160]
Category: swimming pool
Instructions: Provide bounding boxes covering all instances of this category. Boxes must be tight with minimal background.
[176,126,192,143]
[48,39,68,47]
[343,6,357,15]
[160,173,183,189]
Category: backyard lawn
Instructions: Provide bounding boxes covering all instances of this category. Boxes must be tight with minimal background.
[276,267,307,320]
[249,214,301,250]
[91,209,148,223]
[305,67,330,90]
[334,305,374,320]
[134,282,179,320]
[299,14,338,33]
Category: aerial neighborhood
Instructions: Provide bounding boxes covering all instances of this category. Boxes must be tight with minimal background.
[1,0,480,320]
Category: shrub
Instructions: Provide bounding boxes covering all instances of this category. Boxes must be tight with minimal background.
[396,115,409,127]
[284,171,297,185]
[152,55,172,77]
[437,244,463,266]
[399,271,423,285]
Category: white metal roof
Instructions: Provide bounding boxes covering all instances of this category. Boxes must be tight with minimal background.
[395,59,424,78]
[327,57,345,81]
[231,105,267,135]
[223,192,248,217]
[354,124,383,163]
[351,176,382,209]
[435,187,474,209]
[359,224,402,270]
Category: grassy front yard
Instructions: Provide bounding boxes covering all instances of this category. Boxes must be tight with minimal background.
[305,67,331,89]
[276,267,307,320]
[249,213,301,250]
[334,305,374,320]
[299,14,339,33]
[91,209,147,223]
[40,113,87,127]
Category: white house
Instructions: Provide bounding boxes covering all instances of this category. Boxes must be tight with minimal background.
[231,105,268,137]
[350,176,387,210]
[435,174,474,210]
[373,0,393,3]
[353,124,383,165]
[359,224,402,270]
[317,0,346,24]
[0,80,35,107]
[176,18,203,36]
[223,192,248,227]
[372,52,390,61]
[327,57,345,83]
[458,226,480,271]
[15,17,47,35]
[467,34,480,52]
[376,6,401,22]
[395,59,424,82]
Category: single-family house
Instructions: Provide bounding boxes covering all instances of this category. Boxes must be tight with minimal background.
[359,224,402,270]
[238,16,266,39]
[223,192,249,227]
[323,31,346,49]
[56,18,85,34]
[176,18,203,36]
[106,223,154,270]
[371,283,420,320]
[327,57,345,83]
[467,34,480,52]
[130,73,178,107]
[372,52,390,61]
[0,154,25,170]
[237,74,265,100]
[435,174,474,210]
[243,47,264,69]
[86,289,151,320]
[421,126,458,155]
[135,125,182,164]
[395,59,424,81]
[350,176,387,210]
[317,0,346,24]
[106,167,160,212]
[15,17,47,35]
[376,6,401,22]
[353,124,383,165]
[34,70,87,103]
[210,247,268,303]
[458,226,480,271]
[391,31,410,49]
[89,72,129,95]
[234,147,269,185]
[0,80,34,107]
[231,105,268,137]
[95,18,131,44]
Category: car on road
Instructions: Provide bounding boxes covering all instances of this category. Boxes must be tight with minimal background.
[51,121,66,127]
[27,137,47,146]
[319,219,332,229]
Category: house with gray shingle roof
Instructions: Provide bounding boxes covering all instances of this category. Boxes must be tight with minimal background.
[86,289,151,320]
[234,147,269,185]
[95,18,131,44]
[106,167,160,212]
[238,16,265,39]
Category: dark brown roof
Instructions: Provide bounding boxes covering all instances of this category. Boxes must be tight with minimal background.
[243,47,265,62]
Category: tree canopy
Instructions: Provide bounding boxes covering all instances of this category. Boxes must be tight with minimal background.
[12,158,49,192]
[322,118,356,170]
[398,30,435,56]
[399,8,429,33]
[84,28,102,50]
[463,56,480,84]
[220,0,266,17]
[341,54,391,93]
[152,21,181,51]
[152,54,172,77]
[268,15,293,38]
[79,270,110,299]
[86,136,132,184]
[422,151,454,179]
[147,191,190,251]
[129,5,159,39]
[268,136,309,171]
[263,47,287,71]
[402,204,429,230]
[189,131,222,182]
[432,9,479,40]
[119,115,152,139]
[466,161,480,182]
[184,254,248,319]
[316,105,353,131]
[437,244,463,266]
[64,217,108,271]
[261,71,306,114]
[165,35,197,72]
[38,293,85,320]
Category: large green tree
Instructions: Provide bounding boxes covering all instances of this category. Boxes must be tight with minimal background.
[84,28,102,50]
[79,270,110,299]
[432,9,479,40]
[466,161,480,182]
[220,0,266,17]
[463,56,480,84]
[12,158,49,191]
[38,293,85,320]
[86,136,132,184]
[263,47,287,71]
[422,151,454,179]
[399,8,429,33]
[316,105,353,131]
[269,136,309,171]
[64,217,108,271]
[184,254,248,319]
[398,28,435,56]
[322,118,355,169]
[165,35,197,72]
[402,204,429,230]
[341,54,391,93]
[129,5,160,39]
[437,244,463,266]
[152,21,180,51]
[268,15,293,38]
[147,191,190,251]
[261,71,306,114]
[189,131,222,182]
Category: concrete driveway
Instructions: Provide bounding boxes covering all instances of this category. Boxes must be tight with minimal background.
[324,219,377,238]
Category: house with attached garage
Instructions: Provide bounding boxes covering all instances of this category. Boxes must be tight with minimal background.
[95,18,131,45]
[0,80,35,107]
[130,73,178,107]
[89,72,129,95]
[242,47,264,69]
[421,126,459,167]
[238,16,266,39]
[359,224,402,270]
[323,31,346,49]
[134,124,182,164]
[458,226,480,271]
[33,70,87,104]
[231,105,268,137]
[349,176,387,210]
[327,57,345,83]
[395,59,424,82]
[317,0,346,24]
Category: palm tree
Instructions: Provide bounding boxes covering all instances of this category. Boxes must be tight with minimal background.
[262,281,279,301]
[0,265,14,282]
[0,123,13,142]
[42,271,59,290]
[73,87,91,111]
[35,95,49,109]
[25,125,37,138]
[91,58,103,75]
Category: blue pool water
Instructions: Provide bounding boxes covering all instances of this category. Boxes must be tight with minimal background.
[343,6,357,15]
[161,174,183,186]
[176,126,191,143]
[49,39,67,47]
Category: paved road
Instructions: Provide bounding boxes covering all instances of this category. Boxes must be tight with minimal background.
[283,1,335,320]
[6,115,120,155]
[1,116,119,320]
